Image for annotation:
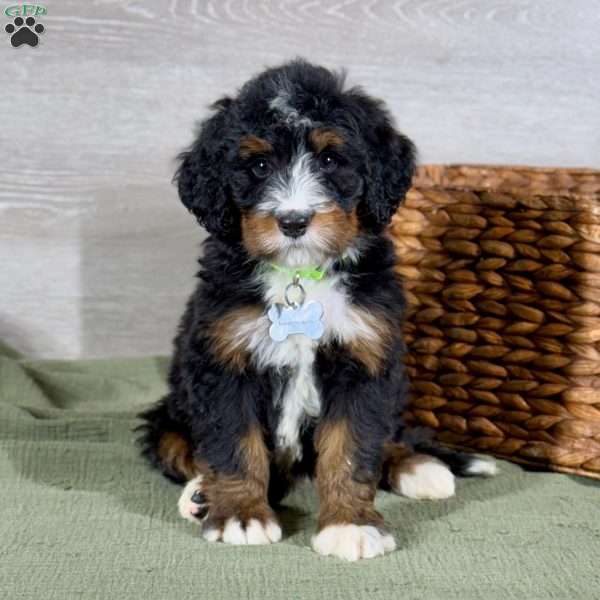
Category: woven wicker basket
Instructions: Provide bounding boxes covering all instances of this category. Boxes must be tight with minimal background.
[392,165,600,480]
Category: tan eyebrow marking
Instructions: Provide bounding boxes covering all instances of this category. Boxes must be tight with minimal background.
[239,135,273,158]
[308,128,345,153]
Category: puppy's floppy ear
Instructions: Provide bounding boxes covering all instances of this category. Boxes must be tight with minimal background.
[350,92,416,231]
[174,97,239,240]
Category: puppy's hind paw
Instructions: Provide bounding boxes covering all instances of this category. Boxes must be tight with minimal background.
[177,475,209,523]
[391,454,456,500]
[463,456,498,477]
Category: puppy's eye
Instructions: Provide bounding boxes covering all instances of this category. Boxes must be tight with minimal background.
[250,159,272,179]
[319,152,338,173]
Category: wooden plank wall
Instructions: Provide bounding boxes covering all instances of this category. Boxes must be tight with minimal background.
[1,0,598,359]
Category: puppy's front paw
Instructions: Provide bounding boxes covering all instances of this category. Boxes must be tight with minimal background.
[177,475,281,545]
[177,476,281,545]
[312,524,396,561]
[203,516,282,545]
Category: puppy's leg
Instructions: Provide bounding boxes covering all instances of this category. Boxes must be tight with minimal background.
[311,419,395,561]
[178,425,282,545]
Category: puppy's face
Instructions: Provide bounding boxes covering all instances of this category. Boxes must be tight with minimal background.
[232,127,364,265]
[176,60,416,265]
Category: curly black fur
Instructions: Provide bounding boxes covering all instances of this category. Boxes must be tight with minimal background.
[137,59,479,515]
[175,59,415,240]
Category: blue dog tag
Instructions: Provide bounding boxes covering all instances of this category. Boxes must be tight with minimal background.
[268,301,325,342]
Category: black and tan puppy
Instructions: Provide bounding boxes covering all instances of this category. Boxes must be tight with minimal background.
[138,59,495,561]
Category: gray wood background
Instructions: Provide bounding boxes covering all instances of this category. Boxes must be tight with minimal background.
[1,0,598,359]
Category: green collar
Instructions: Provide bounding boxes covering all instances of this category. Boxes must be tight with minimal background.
[269,263,326,281]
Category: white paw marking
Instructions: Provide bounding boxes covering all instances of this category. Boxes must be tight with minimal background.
[202,527,221,543]
[311,524,396,561]
[264,520,283,544]
[222,517,247,544]
[177,477,282,545]
[204,518,282,545]
[465,457,498,477]
[177,475,207,523]
[394,456,456,500]
[246,519,282,544]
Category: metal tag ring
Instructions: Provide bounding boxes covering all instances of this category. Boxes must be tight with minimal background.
[284,281,306,308]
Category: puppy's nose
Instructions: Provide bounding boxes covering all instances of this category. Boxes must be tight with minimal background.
[277,211,312,238]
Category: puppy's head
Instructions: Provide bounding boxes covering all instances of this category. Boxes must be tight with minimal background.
[176,59,416,266]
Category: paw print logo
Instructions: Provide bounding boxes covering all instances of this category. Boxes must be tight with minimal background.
[5,16,44,47]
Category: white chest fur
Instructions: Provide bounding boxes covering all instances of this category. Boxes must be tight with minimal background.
[260,270,341,459]
[231,269,381,459]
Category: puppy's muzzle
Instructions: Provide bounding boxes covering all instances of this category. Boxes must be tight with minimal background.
[277,211,313,239]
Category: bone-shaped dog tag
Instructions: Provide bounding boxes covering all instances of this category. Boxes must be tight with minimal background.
[268,301,325,342]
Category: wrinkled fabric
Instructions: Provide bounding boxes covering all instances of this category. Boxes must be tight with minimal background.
[1,342,598,600]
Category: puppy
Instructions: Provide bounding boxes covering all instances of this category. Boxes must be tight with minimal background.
[138,59,496,561]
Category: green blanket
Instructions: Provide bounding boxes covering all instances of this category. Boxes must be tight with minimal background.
[1,340,598,599]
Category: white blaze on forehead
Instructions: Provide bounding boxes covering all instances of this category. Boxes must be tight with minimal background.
[269,90,313,127]
[261,152,331,214]
[269,91,295,119]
